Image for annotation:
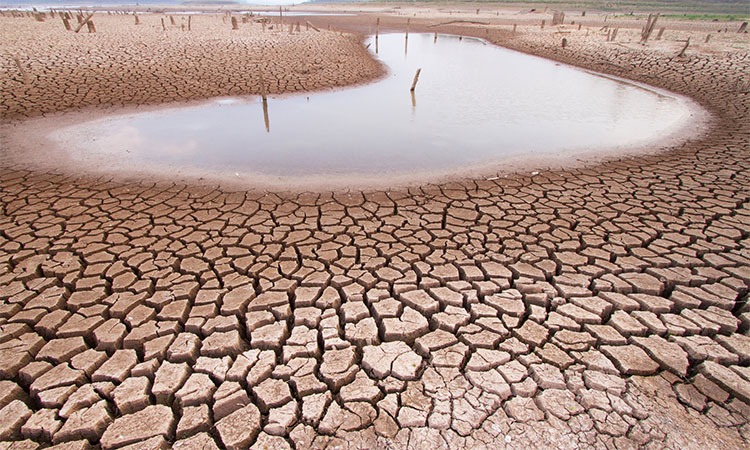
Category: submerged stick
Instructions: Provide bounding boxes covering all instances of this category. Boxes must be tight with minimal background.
[410,68,421,92]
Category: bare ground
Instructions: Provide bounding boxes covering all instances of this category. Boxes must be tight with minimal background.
[0,6,749,450]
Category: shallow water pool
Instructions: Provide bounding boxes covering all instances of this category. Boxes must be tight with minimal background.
[47,33,703,184]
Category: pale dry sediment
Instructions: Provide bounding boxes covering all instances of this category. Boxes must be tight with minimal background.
[0,13,383,120]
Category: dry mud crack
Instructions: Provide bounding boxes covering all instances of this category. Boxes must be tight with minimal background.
[1,10,749,450]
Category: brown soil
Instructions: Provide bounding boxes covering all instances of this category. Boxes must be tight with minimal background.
[0,5,749,450]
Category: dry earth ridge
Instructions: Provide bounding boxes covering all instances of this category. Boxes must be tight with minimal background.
[0,9,749,450]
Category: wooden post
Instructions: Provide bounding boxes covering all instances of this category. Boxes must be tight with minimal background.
[541,20,545,29]
[170,16,175,25]
[410,68,421,92]
[737,22,747,33]
[279,6,282,27]
[513,24,517,33]
[74,13,94,33]
[295,22,300,32]
[376,17,379,39]
[259,71,267,102]
[188,15,191,31]
[87,20,95,33]
[641,13,659,43]
[705,33,711,43]
[134,13,139,25]
[62,16,71,30]
[231,16,238,30]
[434,31,437,42]
[161,18,165,31]
[656,27,665,40]
[562,37,568,48]
[677,38,690,57]
[611,28,618,41]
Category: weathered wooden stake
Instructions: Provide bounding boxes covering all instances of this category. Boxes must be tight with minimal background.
[279,6,282,26]
[641,13,659,43]
[677,38,690,57]
[656,27,665,40]
[611,28,618,41]
[737,22,747,33]
[188,15,191,31]
[62,16,71,30]
[87,21,96,33]
[231,16,238,30]
[410,68,421,92]
[513,24,517,32]
[134,14,139,25]
[406,18,410,39]
[161,18,165,31]
[170,16,175,25]
[705,33,711,43]
[306,21,319,32]
[74,13,94,33]
[562,37,568,48]
[541,20,545,29]
[434,31,438,42]
[295,22,300,32]
[376,17,379,38]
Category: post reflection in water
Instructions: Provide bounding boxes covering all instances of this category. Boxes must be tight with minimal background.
[261,99,270,133]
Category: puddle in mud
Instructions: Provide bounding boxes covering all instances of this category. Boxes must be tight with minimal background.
[41,33,705,184]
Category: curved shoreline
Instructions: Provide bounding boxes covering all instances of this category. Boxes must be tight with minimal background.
[1,20,726,194]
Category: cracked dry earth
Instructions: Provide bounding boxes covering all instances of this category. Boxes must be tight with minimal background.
[1,12,750,450]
